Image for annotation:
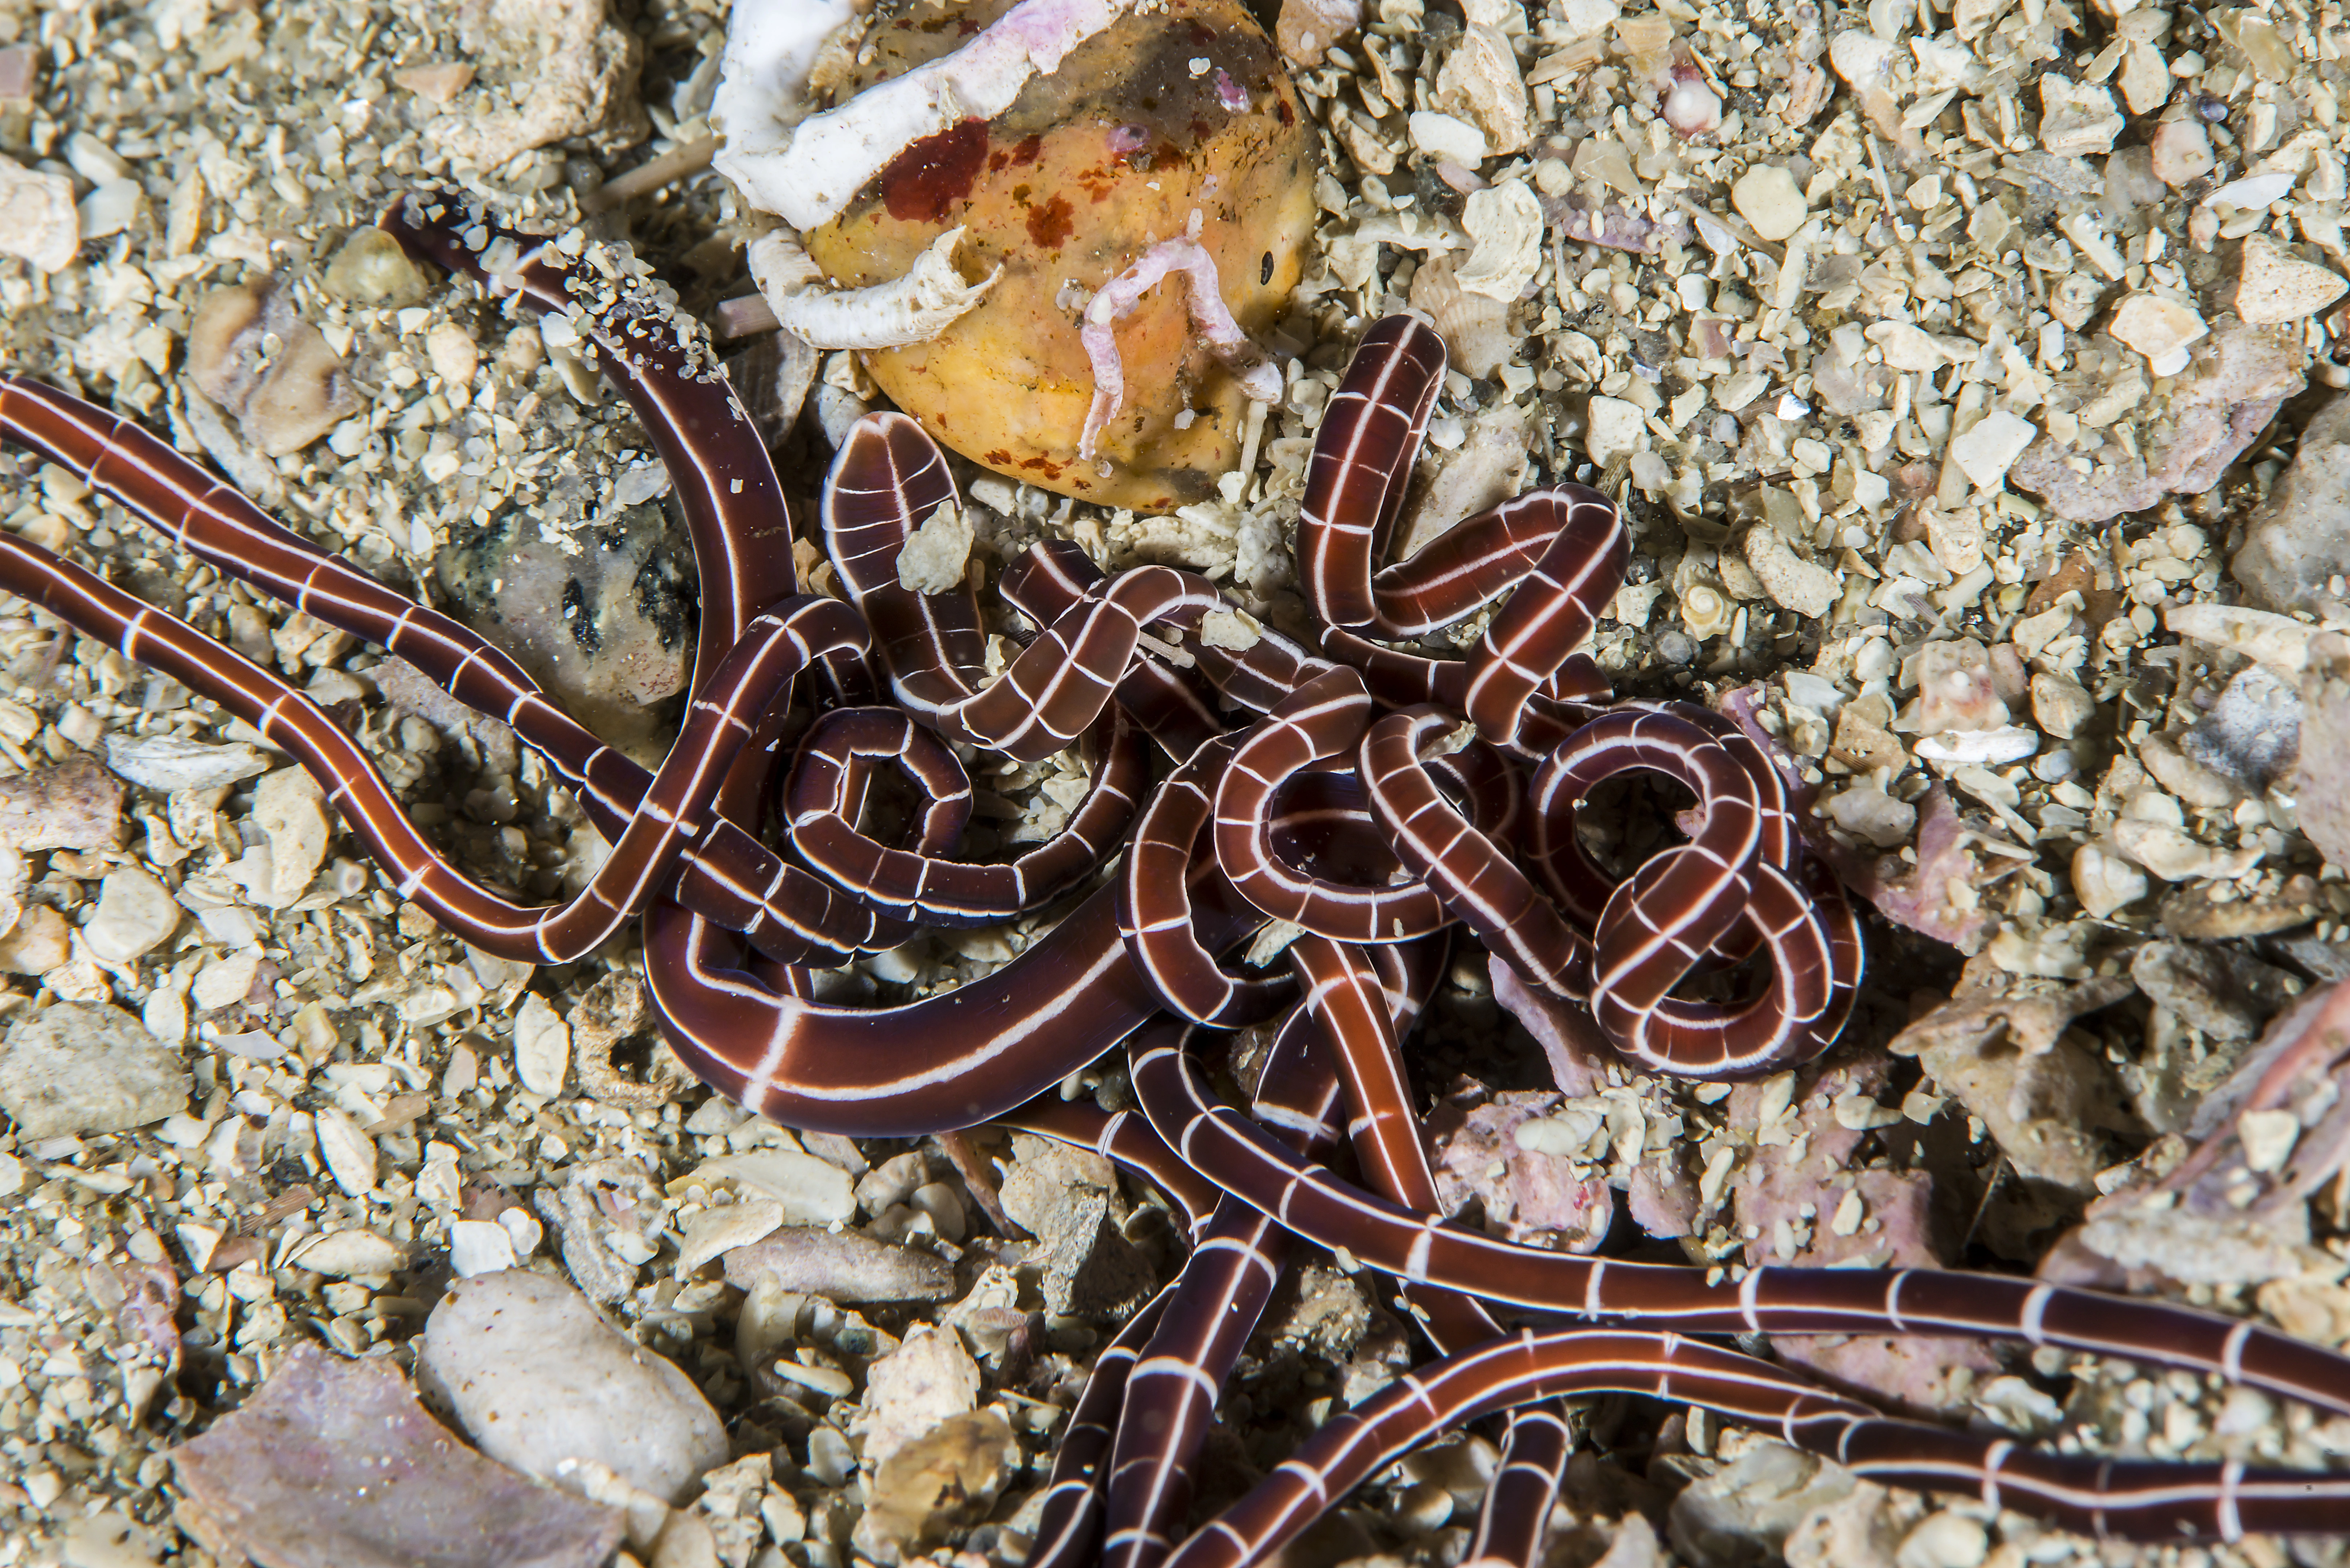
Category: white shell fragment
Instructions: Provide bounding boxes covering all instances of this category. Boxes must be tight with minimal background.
[1742,526,1839,617]
[676,1199,790,1274]
[1912,726,2040,765]
[697,1149,858,1223]
[1822,782,1916,848]
[751,227,1003,352]
[716,0,1133,231]
[710,0,858,148]
[2164,603,2319,672]
[1431,0,1531,159]
[103,734,273,793]
[1408,111,1489,167]
[2035,75,2123,156]
[2112,816,2262,881]
[1454,180,1545,302]
[2202,172,2297,213]
[1200,609,1264,650]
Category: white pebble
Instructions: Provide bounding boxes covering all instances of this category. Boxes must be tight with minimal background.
[2029,672,2096,739]
[497,1205,543,1259]
[1730,164,1808,242]
[312,1107,379,1198]
[896,501,973,595]
[910,1181,968,1243]
[2151,118,2214,186]
[772,1360,855,1400]
[859,1326,980,1468]
[807,1424,856,1486]
[417,1270,730,1504]
[2165,603,2317,673]
[1948,409,2036,490]
[2071,841,2148,919]
[2238,1109,2301,1174]
[447,1220,520,1277]
[77,178,142,240]
[512,991,571,1096]
[1829,1189,1864,1236]
[0,155,76,272]
[614,462,670,507]
[700,1149,857,1224]
[140,986,187,1047]
[2111,818,2262,882]
[251,767,332,907]
[85,865,181,962]
[1395,1482,1454,1533]
[1896,1511,1988,1568]
[424,321,481,389]
[193,951,262,1011]
[1584,395,1644,468]
[2108,293,2208,370]
[288,1229,407,1277]
[1781,671,1844,714]
[1743,525,1839,617]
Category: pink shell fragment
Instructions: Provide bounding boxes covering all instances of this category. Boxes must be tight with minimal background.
[1488,956,1611,1097]
[1541,195,1690,256]
[1425,1086,1614,1252]
[1078,228,1283,460]
[169,1343,627,1568]
[1728,1057,1998,1415]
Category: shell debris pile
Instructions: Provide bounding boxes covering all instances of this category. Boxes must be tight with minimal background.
[8,0,2350,1561]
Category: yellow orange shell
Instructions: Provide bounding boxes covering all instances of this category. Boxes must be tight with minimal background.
[804,0,1319,510]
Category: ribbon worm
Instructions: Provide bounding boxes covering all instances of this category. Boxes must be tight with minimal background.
[1,191,2346,1560]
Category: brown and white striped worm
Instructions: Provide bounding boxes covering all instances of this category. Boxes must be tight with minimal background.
[3,190,2345,1563]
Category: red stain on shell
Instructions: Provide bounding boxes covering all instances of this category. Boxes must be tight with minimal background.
[1026,195,1075,249]
[882,118,990,225]
[989,134,1045,174]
